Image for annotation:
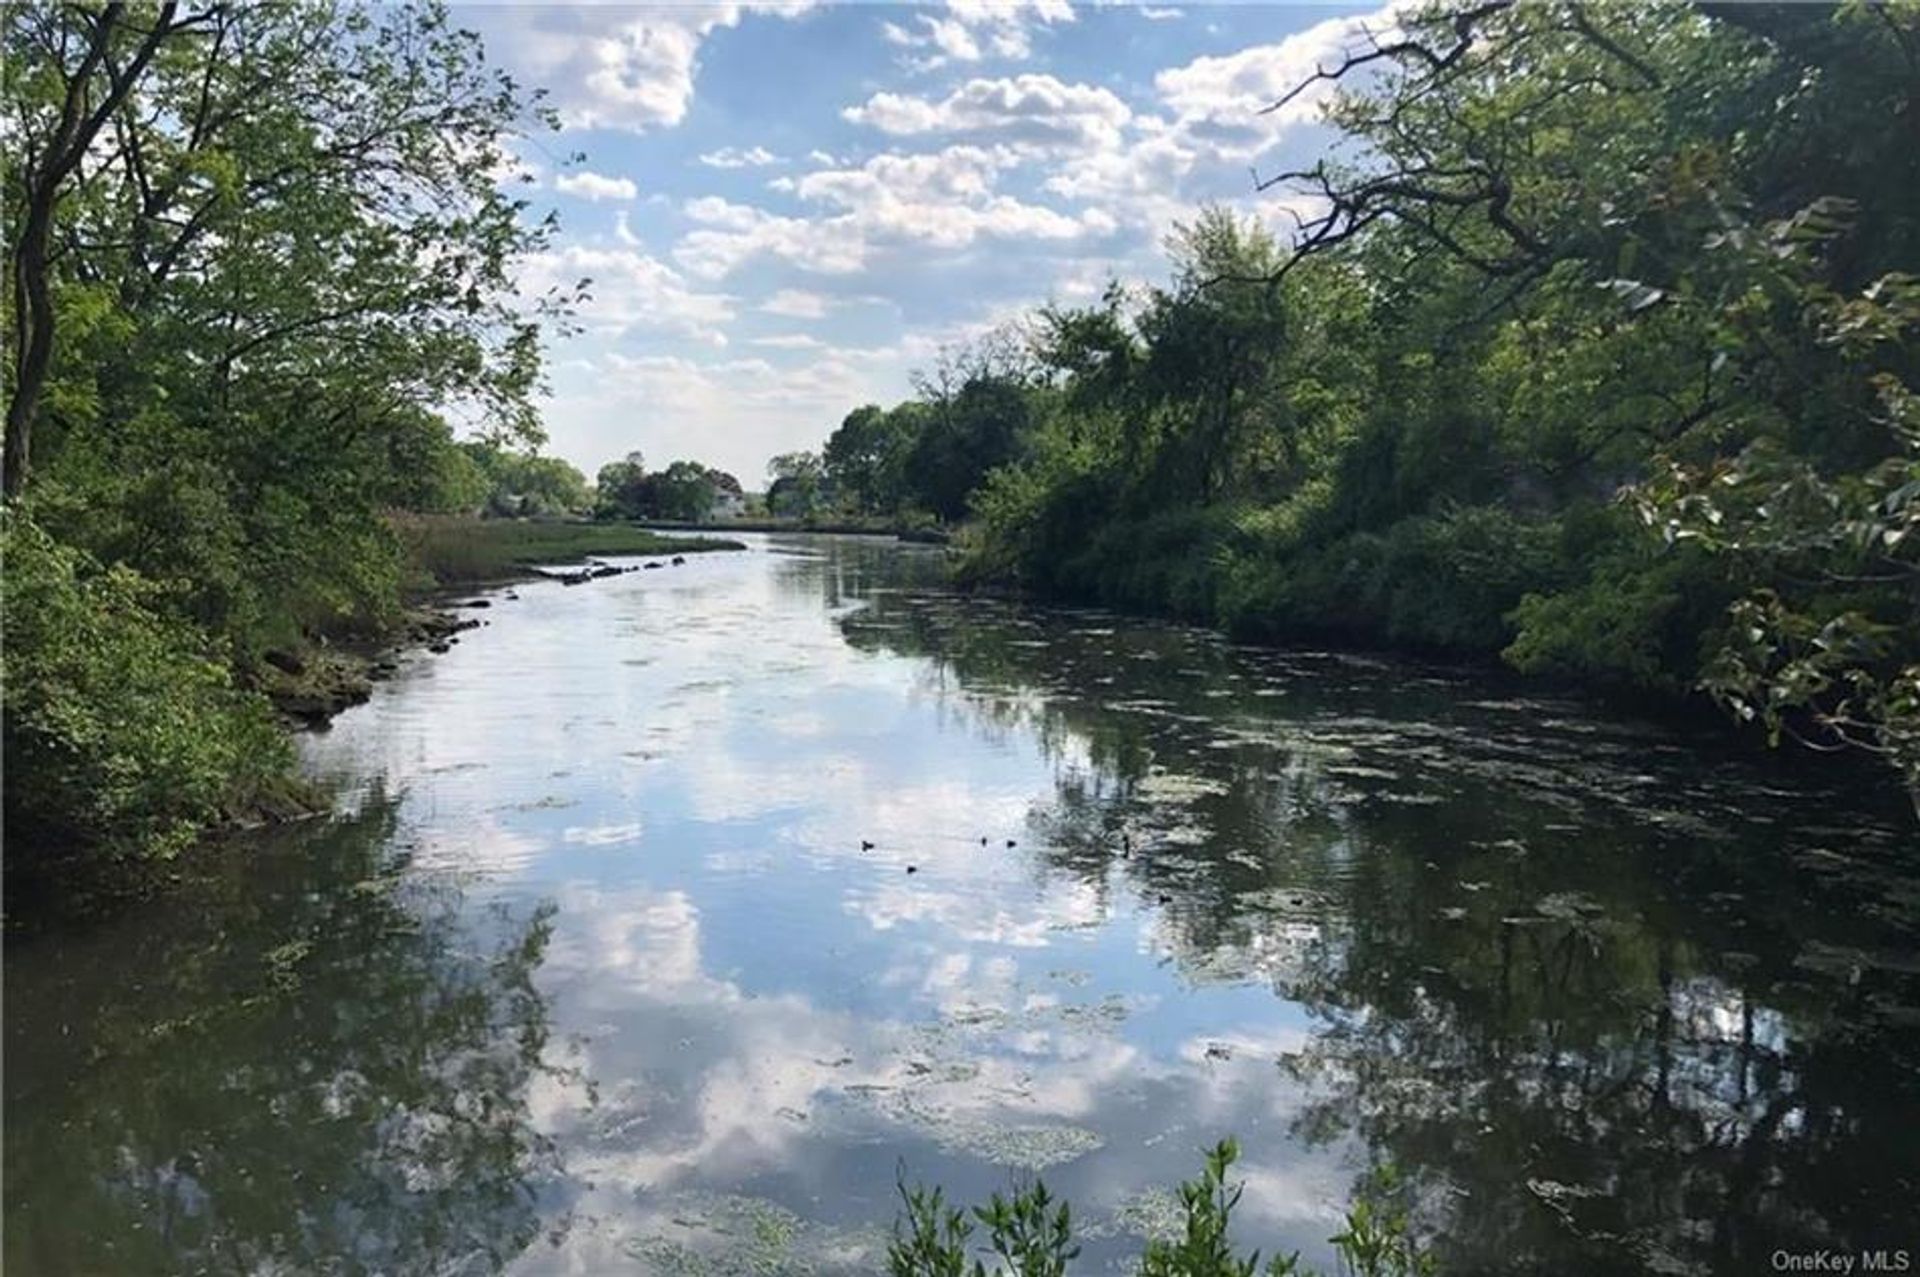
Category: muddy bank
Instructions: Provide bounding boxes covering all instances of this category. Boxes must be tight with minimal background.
[256,606,485,728]
[260,546,730,728]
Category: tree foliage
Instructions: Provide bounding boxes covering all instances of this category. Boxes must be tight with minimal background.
[594,452,740,521]
[809,1,1919,803]
[461,442,592,518]
[2,1,570,869]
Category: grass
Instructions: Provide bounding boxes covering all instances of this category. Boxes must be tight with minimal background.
[391,514,746,588]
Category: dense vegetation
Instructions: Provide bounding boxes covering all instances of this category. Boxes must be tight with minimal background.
[806,2,1920,803]
[2,3,578,873]
[457,441,594,519]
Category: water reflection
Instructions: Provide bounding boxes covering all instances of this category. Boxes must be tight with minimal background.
[837,582,1920,1273]
[6,536,1915,1275]
[3,796,569,1275]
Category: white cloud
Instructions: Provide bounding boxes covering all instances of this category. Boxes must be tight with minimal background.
[798,147,1114,252]
[676,148,1111,283]
[519,245,736,345]
[699,145,784,169]
[1000,8,1391,240]
[555,170,639,202]
[878,0,1073,70]
[1141,6,1184,19]
[946,0,1074,26]
[477,3,814,133]
[1156,5,1400,132]
[844,74,1132,153]
[796,146,1011,208]
[542,348,894,479]
[677,197,868,278]
[499,2,1389,483]
[924,15,981,62]
[761,289,834,319]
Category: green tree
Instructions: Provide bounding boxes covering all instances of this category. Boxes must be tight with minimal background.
[595,451,650,519]
[651,459,720,521]
[825,402,918,513]
[5,0,572,646]
[767,449,828,517]
[463,443,592,517]
[1,1,574,871]
[937,0,1920,803]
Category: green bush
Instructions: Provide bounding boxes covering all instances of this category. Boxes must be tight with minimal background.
[1504,536,1732,689]
[1211,504,1560,654]
[2,513,293,866]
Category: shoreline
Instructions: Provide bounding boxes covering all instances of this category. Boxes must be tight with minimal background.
[261,531,749,731]
[946,577,1915,814]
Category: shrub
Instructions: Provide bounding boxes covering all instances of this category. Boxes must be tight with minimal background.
[1504,540,1731,690]
[2,513,293,867]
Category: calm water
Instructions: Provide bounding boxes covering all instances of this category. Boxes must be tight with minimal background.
[7,534,1919,1275]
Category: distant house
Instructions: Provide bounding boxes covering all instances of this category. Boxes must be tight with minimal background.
[711,489,747,519]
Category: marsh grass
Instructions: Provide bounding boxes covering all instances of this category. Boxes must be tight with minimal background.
[391,515,745,587]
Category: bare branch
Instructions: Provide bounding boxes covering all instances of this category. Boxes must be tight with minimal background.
[1262,1,1515,117]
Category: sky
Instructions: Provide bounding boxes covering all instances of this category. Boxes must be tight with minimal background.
[460,1,1385,484]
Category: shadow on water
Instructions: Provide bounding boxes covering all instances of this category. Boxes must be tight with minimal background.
[2,793,568,1275]
[832,579,1920,1275]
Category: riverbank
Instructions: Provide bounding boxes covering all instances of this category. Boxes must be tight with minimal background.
[257,517,751,729]
[3,515,753,910]
[392,514,746,588]
[952,542,1919,812]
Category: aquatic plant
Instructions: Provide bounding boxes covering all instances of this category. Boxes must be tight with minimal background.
[889,1140,1437,1276]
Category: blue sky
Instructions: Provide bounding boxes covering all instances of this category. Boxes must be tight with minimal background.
[462,2,1384,483]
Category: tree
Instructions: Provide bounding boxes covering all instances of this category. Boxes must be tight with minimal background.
[1635,213,1920,802]
[5,0,574,647]
[824,403,916,514]
[2,1,576,868]
[463,443,591,517]
[595,452,650,519]
[953,1,1919,802]
[904,372,1036,523]
[4,3,215,496]
[650,459,719,521]
[767,450,828,517]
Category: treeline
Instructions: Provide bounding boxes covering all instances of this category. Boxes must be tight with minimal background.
[808,2,1919,801]
[2,4,573,872]
[594,452,744,522]
[767,341,1035,527]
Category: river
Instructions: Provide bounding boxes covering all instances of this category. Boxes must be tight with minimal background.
[6,534,1917,1274]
